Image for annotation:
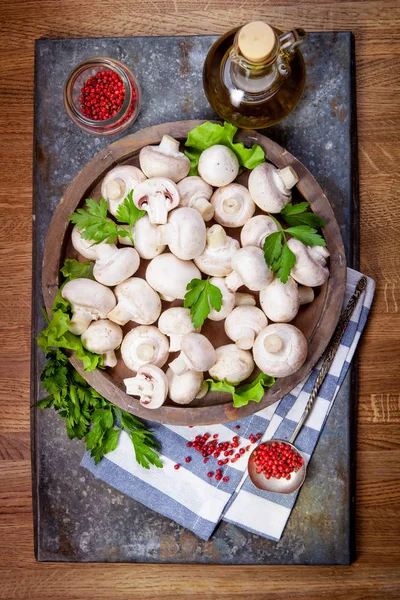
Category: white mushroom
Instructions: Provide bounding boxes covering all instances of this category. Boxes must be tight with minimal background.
[146,253,201,301]
[118,215,166,259]
[248,162,299,213]
[224,306,268,350]
[61,278,116,335]
[71,226,117,261]
[177,176,214,221]
[198,145,239,187]
[259,277,300,323]
[158,307,200,351]
[225,246,273,292]
[299,286,315,304]
[124,364,168,409]
[235,292,256,306]
[253,323,308,377]
[240,215,280,248]
[166,368,203,405]
[211,183,255,228]
[121,326,169,373]
[139,135,190,182]
[208,344,254,384]
[207,277,235,321]
[107,278,161,326]
[101,165,146,216]
[287,239,330,286]
[194,225,240,277]
[156,207,206,260]
[81,319,123,367]
[133,177,180,225]
[169,333,216,375]
[93,247,140,287]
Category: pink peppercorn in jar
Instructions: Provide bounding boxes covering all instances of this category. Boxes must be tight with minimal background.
[64,57,141,136]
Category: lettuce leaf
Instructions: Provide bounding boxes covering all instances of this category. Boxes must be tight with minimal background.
[204,373,276,409]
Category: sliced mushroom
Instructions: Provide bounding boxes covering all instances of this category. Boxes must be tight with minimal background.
[177,176,214,221]
[101,165,146,216]
[71,225,117,261]
[146,253,201,301]
[107,277,161,326]
[259,277,300,323]
[158,307,200,351]
[224,306,268,350]
[121,325,169,373]
[225,246,273,292]
[93,247,140,287]
[240,215,280,248]
[139,135,190,182]
[133,177,180,225]
[207,276,235,321]
[253,323,308,377]
[248,162,299,213]
[169,333,216,375]
[156,207,206,260]
[211,183,255,228]
[194,224,240,277]
[81,319,123,367]
[287,239,330,286]
[208,344,254,384]
[124,364,168,409]
[198,145,239,187]
[235,292,256,307]
[61,278,116,335]
[166,368,203,405]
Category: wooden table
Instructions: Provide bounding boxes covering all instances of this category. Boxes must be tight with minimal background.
[0,1,399,598]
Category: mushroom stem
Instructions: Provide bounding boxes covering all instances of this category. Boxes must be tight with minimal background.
[125,376,154,397]
[136,343,155,362]
[159,134,180,155]
[264,334,283,354]
[156,223,172,246]
[107,300,135,326]
[103,350,118,368]
[222,197,240,215]
[69,309,94,336]
[169,334,184,353]
[192,197,215,221]
[147,195,169,225]
[308,246,330,265]
[105,178,125,200]
[206,224,228,250]
[278,166,299,190]
[236,328,256,350]
[169,355,188,376]
[235,292,256,306]
[195,381,209,399]
[94,243,119,261]
[299,286,315,305]
[225,270,244,292]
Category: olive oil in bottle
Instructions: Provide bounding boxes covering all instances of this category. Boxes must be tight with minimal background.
[203,21,306,129]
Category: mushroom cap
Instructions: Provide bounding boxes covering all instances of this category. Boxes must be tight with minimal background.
[211,183,255,228]
[177,176,214,221]
[139,135,190,182]
[158,307,198,338]
[121,325,169,373]
[224,306,268,349]
[146,253,201,301]
[158,207,206,260]
[133,177,180,225]
[198,145,239,187]
[208,277,236,321]
[240,215,280,248]
[180,333,216,372]
[101,165,146,216]
[259,277,300,323]
[61,278,116,315]
[124,364,168,409]
[71,226,117,261]
[287,239,330,287]
[93,247,140,287]
[194,225,240,277]
[208,344,254,384]
[227,246,273,291]
[166,368,203,405]
[81,319,123,354]
[248,162,295,213]
[107,277,161,325]
[253,323,308,377]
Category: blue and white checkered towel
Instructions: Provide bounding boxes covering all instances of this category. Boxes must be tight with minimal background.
[82,268,375,541]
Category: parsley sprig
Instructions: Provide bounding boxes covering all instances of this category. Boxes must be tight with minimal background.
[184,278,223,328]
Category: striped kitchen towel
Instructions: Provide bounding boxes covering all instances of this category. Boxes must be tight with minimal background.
[81,268,375,542]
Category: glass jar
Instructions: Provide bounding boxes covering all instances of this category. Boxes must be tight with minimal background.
[64,57,141,136]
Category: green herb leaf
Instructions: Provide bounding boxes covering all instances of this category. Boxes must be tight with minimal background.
[204,379,236,395]
[233,374,276,408]
[276,243,296,284]
[281,202,326,228]
[60,258,94,282]
[184,121,265,175]
[115,190,146,244]
[281,201,311,216]
[184,278,223,328]
[69,198,121,244]
[285,225,327,247]
[263,231,284,271]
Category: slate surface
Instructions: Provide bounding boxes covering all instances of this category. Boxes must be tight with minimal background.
[31,32,358,564]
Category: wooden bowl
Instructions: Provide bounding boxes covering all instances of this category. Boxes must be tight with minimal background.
[42,120,346,425]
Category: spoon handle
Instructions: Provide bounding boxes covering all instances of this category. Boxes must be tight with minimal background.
[289,276,367,445]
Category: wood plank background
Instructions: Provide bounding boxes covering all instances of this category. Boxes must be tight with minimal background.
[0,1,399,598]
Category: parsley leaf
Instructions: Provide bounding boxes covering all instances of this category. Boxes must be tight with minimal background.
[285,225,326,247]
[263,231,296,284]
[115,190,146,244]
[281,201,326,228]
[184,278,223,328]
[60,258,94,282]
[276,243,296,283]
[69,198,120,244]
[204,374,276,408]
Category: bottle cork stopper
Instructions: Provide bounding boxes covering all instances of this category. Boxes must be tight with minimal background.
[238,21,276,63]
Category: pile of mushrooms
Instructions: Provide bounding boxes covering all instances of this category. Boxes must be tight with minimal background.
[68,134,330,409]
